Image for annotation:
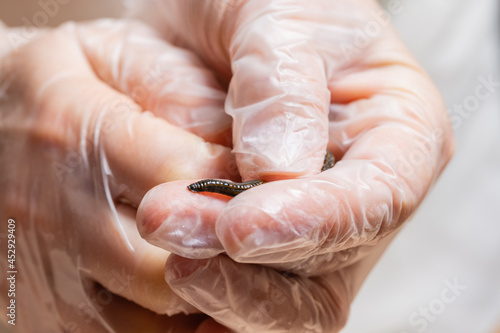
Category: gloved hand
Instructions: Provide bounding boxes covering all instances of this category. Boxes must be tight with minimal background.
[135,0,456,332]
[0,20,235,333]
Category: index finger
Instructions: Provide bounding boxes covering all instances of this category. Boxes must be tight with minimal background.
[226,1,331,180]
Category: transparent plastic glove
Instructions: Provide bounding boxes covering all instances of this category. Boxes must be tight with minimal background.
[136,0,455,332]
[0,19,235,333]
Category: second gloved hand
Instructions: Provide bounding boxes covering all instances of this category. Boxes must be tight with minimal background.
[0,19,236,333]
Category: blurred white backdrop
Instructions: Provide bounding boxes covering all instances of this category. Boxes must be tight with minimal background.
[343,1,500,332]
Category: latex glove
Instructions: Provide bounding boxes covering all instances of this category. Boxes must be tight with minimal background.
[136,0,455,332]
[0,19,235,333]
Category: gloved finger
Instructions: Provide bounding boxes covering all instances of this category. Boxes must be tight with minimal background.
[225,2,332,180]
[74,19,232,146]
[259,246,375,277]
[165,254,350,333]
[137,180,370,276]
[164,236,393,332]
[138,180,372,275]
[96,100,237,206]
[137,181,229,259]
[14,24,238,207]
[143,1,333,180]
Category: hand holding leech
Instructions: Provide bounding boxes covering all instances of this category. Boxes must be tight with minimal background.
[0,0,455,331]
[135,0,455,332]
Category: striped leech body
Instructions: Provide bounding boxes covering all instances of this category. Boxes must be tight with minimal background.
[187,150,335,197]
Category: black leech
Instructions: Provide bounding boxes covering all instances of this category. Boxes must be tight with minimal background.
[187,179,264,197]
[187,150,334,197]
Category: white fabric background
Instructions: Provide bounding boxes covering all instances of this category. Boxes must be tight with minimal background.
[343,1,500,332]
